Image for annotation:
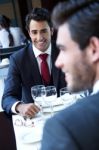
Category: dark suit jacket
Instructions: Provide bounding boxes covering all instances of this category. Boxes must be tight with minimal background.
[41,93,99,150]
[2,42,66,114]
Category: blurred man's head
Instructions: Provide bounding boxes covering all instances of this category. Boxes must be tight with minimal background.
[52,0,99,93]
[25,8,53,52]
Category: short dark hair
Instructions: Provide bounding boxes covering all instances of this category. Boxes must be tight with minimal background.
[0,15,11,28]
[25,7,52,31]
[52,0,99,49]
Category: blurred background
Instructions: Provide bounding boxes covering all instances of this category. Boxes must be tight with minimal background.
[0,0,66,39]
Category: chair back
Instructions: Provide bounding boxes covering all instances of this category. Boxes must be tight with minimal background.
[0,44,26,59]
[0,112,17,150]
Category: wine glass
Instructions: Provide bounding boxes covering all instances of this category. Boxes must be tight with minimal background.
[44,86,57,116]
[60,87,76,107]
[31,85,46,118]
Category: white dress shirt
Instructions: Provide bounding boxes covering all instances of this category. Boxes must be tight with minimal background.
[33,43,52,74]
[0,27,26,48]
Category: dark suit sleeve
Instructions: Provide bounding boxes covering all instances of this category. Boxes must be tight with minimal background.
[41,116,78,150]
[2,55,22,114]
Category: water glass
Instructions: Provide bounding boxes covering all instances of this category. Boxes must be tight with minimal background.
[60,87,76,107]
[44,86,57,116]
[31,85,46,118]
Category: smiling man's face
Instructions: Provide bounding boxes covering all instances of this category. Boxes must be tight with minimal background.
[28,20,53,52]
[55,23,95,93]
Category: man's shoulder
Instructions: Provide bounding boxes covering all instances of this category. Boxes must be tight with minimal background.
[42,93,99,150]
[63,93,99,114]
[11,43,31,59]
[49,93,99,124]
[9,44,32,67]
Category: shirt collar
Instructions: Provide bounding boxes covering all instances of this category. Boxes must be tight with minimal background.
[92,80,99,95]
[32,43,51,58]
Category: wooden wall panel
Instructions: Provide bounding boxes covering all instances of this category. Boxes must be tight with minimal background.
[31,0,41,7]
[0,3,14,19]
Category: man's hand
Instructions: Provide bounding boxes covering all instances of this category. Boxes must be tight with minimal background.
[15,103,40,118]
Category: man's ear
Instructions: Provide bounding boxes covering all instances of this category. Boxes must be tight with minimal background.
[89,36,99,62]
[28,30,31,37]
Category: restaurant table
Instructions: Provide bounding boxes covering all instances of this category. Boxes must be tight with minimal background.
[1,95,78,150]
[12,95,81,150]
[0,111,17,150]
[13,115,46,150]
[12,98,66,150]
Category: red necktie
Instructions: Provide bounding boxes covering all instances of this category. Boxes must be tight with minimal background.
[39,54,50,85]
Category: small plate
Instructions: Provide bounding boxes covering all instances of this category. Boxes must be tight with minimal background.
[43,98,63,108]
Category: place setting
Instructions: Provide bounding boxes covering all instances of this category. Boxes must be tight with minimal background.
[12,85,78,149]
[13,85,62,145]
[31,85,64,116]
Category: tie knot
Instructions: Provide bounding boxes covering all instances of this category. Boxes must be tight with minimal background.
[39,54,48,61]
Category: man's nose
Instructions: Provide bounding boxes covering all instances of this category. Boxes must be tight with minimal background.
[37,33,43,41]
[55,54,62,69]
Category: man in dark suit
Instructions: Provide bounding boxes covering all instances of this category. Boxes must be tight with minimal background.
[41,0,99,150]
[2,8,65,117]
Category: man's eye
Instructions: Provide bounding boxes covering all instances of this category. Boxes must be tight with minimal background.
[31,31,37,34]
[41,29,47,33]
[58,46,65,52]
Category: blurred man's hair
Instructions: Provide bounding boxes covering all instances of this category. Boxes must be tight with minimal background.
[52,0,99,49]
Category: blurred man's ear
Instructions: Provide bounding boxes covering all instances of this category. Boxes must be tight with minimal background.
[28,30,31,39]
[89,36,99,62]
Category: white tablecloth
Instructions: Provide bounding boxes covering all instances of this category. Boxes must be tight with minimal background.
[12,115,46,150]
[12,97,66,150]
[12,96,78,150]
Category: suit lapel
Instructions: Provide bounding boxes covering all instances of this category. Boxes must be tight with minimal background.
[28,44,42,84]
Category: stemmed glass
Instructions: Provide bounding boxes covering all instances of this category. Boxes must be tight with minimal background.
[60,87,75,106]
[44,86,57,116]
[31,85,46,118]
